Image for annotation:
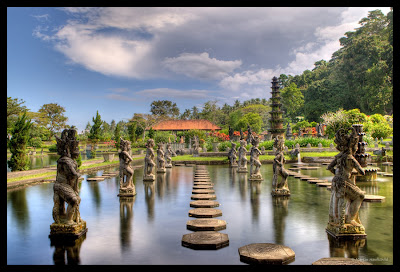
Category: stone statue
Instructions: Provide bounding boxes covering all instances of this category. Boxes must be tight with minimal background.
[50,128,87,238]
[249,136,263,181]
[193,136,200,156]
[228,142,238,167]
[229,126,234,141]
[317,123,323,138]
[165,143,176,168]
[156,143,166,173]
[143,139,156,181]
[326,127,366,238]
[118,138,136,197]
[286,123,293,140]
[237,139,248,173]
[271,136,290,196]
[240,128,244,140]
[247,125,253,144]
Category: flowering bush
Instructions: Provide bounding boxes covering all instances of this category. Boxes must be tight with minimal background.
[208,131,230,142]
[105,140,116,151]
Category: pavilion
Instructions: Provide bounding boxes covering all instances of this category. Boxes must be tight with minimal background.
[148,119,221,133]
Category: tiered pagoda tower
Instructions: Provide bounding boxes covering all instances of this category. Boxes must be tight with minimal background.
[268,77,285,138]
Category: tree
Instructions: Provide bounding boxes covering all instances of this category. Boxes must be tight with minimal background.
[191,106,200,119]
[180,109,191,120]
[150,100,180,119]
[7,97,28,139]
[37,103,68,139]
[114,123,121,150]
[237,112,262,134]
[88,110,103,144]
[127,122,136,143]
[8,112,33,171]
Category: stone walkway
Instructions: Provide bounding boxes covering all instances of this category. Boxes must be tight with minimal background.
[182,165,229,250]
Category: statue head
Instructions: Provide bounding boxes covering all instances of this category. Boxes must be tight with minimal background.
[146,138,155,148]
[274,136,285,151]
[240,139,246,147]
[231,142,237,149]
[120,138,131,152]
[334,127,358,154]
[55,128,79,158]
[251,135,260,147]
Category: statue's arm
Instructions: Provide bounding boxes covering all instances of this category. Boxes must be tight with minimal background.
[350,155,365,175]
[327,157,337,174]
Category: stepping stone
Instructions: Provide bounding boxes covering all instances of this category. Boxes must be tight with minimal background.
[316,182,331,187]
[312,257,372,265]
[182,231,229,250]
[299,166,320,170]
[307,179,328,184]
[190,200,220,208]
[377,172,386,175]
[175,164,184,166]
[383,173,393,177]
[193,182,214,186]
[191,194,217,200]
[288,168,301,171]
[187,218,226,231]
[189,208,222,218]
[193,185,214,190]
[300,176,314,180]
[238,243,295,265]
[192,189,215,194]
[193,179,211,182]
[364,195,385,202]
[87,176,105,181]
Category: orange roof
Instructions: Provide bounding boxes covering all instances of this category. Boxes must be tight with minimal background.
[149,119,221,131]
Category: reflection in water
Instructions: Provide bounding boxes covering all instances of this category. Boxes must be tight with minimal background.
[250,181,261,223]
[51,234,86,265]
[327,234,365,259]
[120,196,136,250]
[88,180,102,210]
[272,196,290,245]
[358,181,379,195]
[156,173,166,199]
[229,168,237,188]
[238,173,248,201]
[7,189,30,232]
[144,181,155,221]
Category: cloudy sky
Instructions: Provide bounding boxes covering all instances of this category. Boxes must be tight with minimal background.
[7,7,391,132]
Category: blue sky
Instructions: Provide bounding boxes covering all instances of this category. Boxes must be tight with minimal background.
[7,7,391,133]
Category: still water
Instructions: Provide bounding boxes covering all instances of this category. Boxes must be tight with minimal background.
[7,164,393,265]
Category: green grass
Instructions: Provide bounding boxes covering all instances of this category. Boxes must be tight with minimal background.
[172,155,229,161]
[7,171,57,183]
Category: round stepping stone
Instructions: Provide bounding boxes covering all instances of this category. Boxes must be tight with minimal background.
[193,185,214,189]
[316,182,331,187]
[191,194,217,200]
[299,166,320,170]
[192,189,215,194]
[238,243,295,265]
[187,218,226,231]
[363,195,385,202]
[190,200,219,208]
[189,208,222,218]
[182,231,229,250]
[383,173,393,177]
[87,176,105,181]
[307,179,328,184]
[193,182,214,186]
[193,179,211,182]
[300,176,314,181]
[293,175,306,179]
[312,257,372,265]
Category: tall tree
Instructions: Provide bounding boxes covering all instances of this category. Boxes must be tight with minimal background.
[150,100,180,119]
[8,112,33,171]
[114,123,121,150]
[37,103,68,139]
[281,83,304,121]
[7,97,27,139]
[88,110,103,144]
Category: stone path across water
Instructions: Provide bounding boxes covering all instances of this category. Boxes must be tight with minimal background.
[182,165,229,250]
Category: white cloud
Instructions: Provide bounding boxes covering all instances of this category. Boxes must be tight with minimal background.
[135,88,212,99]
[162,52,242,80]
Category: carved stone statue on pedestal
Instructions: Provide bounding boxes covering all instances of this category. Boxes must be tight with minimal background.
[118,138,136,197]
[237,139,248,173]
[143,139,156,181]
[165,143,176,168]
[156,143,166,173]
[249,136,263,181]
[228,142,238,167]
[50,128,87,239]
[271,136,290,196]
[326,127,366,239]
[193,136,200,157]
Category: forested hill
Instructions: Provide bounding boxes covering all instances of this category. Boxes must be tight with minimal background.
[278,9,393,122]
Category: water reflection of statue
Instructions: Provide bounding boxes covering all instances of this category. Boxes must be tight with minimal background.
[119,196,135,250]
[165,143,176,168]
[250,181,261,223]
[156,143,166,173]
[156,173,166,198]
[229,126,234,141]
[143,139,156,181]
[327,233,366,259]
[326,127,366,238]
[144,181,155,221]
[228,142,238,167]
[237,140,248,173]
[272,196,289,245]
[271,136,290,196]
[51,233,86,265]
[118,138,136,197]
[51,128,87,238]
[249,136,262,181]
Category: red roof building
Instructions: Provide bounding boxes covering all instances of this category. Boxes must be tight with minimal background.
[148,119,221,131]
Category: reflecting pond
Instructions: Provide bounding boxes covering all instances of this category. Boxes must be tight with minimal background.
[7,163,393,265]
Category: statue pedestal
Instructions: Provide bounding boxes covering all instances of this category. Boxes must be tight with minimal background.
[49,220,87,240]
[326,222,366,239]
[143,174,155,181]
[237,167,248,173]
[271,188,291,196]
[249,174,263,181]
[157,168,166,173]
[165,164,172,168]
[230,163,238,168]
[118,186,136,197]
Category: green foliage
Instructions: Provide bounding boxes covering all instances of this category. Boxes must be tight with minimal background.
[88,111,103,143]
[281,82,304,120]
[363,114,393,139]
[259,140,274,150]
[48,144,58,152]
[29,137,42,148]
[154,131,175,144]
[37,103,68,138]
[8,112,33,171]
[150,100,180,118]
[114,123,121,149]
[217,141,232,152]
[321,108,367,138]
[292,120,311,132]
[148,127,155,139]
[75,152,82,168]
[237,112,262,133]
